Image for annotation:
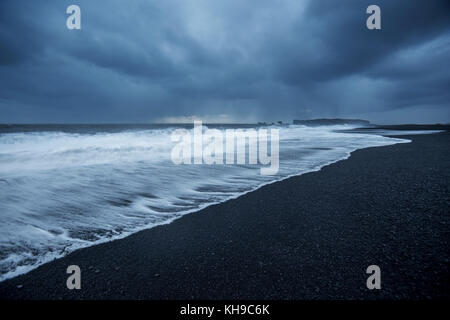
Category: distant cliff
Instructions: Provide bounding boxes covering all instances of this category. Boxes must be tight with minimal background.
[293,118,370,126]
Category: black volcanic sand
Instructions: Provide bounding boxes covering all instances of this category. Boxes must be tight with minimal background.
[0,133,449,300]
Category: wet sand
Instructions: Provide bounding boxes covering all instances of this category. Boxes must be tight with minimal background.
[0,133,448,300]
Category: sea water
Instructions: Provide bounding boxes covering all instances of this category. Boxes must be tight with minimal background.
[0,124,409,281]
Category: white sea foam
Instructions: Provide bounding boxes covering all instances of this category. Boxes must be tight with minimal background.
[0,124,410,281]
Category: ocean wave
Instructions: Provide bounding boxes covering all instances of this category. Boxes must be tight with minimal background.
[0,124,409,281]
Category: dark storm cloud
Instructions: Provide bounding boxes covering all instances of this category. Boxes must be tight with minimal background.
[278,0,450,83]
[0,0,449,123]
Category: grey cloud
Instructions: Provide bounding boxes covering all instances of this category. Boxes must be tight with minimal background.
[0,0,449,123]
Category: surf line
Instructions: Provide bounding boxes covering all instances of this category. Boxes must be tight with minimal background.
[170,121,279,175]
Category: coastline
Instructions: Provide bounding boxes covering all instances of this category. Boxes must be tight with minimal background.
[0,132,448,299]
[0,128,409,283]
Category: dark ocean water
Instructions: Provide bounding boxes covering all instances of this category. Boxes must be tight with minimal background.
[0,123,409,280]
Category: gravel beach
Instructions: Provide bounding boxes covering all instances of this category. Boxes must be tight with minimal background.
[0,132,448,300]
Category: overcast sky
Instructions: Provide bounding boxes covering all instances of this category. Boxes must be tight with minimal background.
[0,0,449,124]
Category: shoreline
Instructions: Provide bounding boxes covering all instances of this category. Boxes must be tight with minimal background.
[0,133,410,283]
[0,132,448,299]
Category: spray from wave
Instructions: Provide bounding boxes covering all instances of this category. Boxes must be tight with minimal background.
[0,124,409,281]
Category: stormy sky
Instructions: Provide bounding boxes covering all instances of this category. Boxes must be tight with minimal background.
[0,0,449,124]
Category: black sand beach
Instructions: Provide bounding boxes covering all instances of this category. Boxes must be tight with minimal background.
[0,132,448,300]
